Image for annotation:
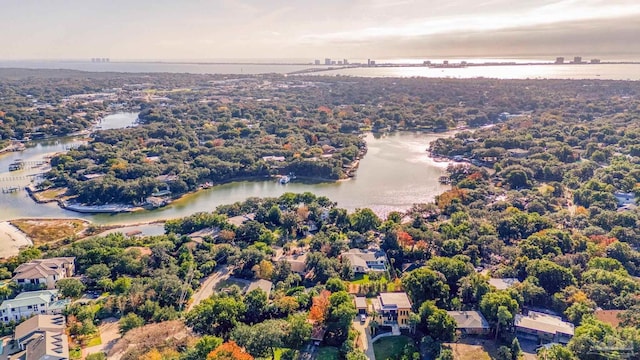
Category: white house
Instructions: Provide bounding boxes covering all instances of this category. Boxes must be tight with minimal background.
[13,314,69,360]
[342,249,387,273]
[0,290,70,323]
[12,257,75,289]
[515,311,575,344]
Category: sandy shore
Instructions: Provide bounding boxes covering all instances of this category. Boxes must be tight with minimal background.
[0,221,33,258]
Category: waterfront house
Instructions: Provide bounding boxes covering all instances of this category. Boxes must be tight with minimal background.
[13,314,69,360]
[514,311,574,344]
[371,292,412,329]
[0,289,69,323]
[342,249,387,274]
[12,257,75,289]
[447,311,491,335]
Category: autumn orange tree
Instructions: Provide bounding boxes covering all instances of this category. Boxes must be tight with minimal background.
[397,230,415,249]
[308,290,330,323]
[207,341,254,360]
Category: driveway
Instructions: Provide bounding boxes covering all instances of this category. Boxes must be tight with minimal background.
[82,317,120,359]
[353,318,376,360]
[187,265,231,311]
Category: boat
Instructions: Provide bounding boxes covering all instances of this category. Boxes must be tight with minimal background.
[8,160,24,171]
[279,176,290,184]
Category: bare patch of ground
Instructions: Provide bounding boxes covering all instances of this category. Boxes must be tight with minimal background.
[11,218,89,246]
[445,338,497,360]
[108,320,194,360]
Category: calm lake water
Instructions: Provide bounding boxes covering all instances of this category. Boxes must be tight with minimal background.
[1,60,639,80]
[318,63,640,81]
[0,117,451,224]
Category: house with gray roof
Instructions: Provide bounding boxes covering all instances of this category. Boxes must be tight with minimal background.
[12,257,75,289]
[247,279,273,299]
[0,289,69,323]
[447,311,491,335]
[488,278,520,290]
[13,314,69,360]
[515,311,575,344]
[342,249,387,274]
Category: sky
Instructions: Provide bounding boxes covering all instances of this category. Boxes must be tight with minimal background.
[2,0,640,61]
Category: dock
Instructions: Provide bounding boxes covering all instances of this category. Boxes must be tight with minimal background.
[1,187,20,194]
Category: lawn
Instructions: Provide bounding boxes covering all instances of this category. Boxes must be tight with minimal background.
[351,274,371,285]
[373,336,413,360]
[69,347,82,360]
[317,346,340,360]
[85,333,102,347]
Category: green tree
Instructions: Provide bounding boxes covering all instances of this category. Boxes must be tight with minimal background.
[285,313,312,349]
[510,337,522,360]
[537,344,577,360]
[325,277,347,292]
[186,296,247,336]
[231,319,287,359]
[56,278,86,298]
[85,264,111,281]
[244,289,267,324]
[402,268,450,309]
[526,259,576,295]
[119,313,144,334]
[349,208,381,233]
[182,335,223,360]
[479,291,519,339]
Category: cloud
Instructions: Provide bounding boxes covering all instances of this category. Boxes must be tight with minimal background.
[299,0,640,44]
[327,15,640,58]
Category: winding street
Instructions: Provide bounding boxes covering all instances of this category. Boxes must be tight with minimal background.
[187,265,231,311]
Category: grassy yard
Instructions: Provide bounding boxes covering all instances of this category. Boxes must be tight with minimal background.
[69,347,82,360]
[317,346,340,360]
[85,333,102,347]
[373,336,413,360]
[351,274,371,285]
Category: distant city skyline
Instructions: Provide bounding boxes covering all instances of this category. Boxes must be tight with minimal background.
[1,0,640,60]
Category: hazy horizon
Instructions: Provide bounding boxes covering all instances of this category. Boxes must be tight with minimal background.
[2,0,640,60]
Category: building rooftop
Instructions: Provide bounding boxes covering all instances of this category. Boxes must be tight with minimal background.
[488,278,520,290]
[0,290,59,311]
[354,296,367,309]
[247,279,273,298]
[378,292,412,309]
[515,311,574,336]
[13,257,74,281]
[447,311,490,329]
[14,314,66,343]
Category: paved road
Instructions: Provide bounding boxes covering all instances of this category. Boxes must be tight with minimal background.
[187,265,231,311]
[353,318,376,360]
[82,317,120,359]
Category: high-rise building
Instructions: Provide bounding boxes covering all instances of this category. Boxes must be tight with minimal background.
[573,56,582,64]
[314,60,320,65]
[324,58,331,65]
[343,59,349,65]
[555,57,565,64]
[590,59,601,64]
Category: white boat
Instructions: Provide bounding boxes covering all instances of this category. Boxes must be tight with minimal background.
[279,176,290,184]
